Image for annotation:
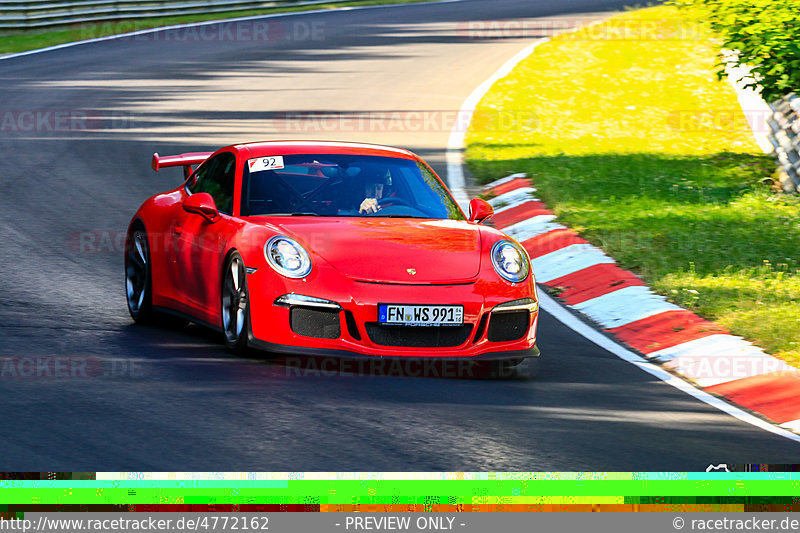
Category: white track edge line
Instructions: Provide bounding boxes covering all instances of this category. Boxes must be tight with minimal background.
[0,0,463,62]
[446,39,548,209]
[538,290,800,443]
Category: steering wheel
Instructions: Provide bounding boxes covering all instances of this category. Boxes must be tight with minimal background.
[291,177,343,211]
[378,196,412,208]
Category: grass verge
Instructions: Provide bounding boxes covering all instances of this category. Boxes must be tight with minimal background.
[0,0,435,55]
[465,5,800,366]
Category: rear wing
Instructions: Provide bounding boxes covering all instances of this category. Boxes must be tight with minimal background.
[151,152,213,179]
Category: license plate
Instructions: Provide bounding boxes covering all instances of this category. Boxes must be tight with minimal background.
[378,304,463,326]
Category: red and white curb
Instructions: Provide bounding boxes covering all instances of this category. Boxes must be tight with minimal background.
[484,174,800,433]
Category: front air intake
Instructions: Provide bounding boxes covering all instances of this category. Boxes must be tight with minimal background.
[487,311,529,342]
[365,324,473,348]
[290,308,341,339]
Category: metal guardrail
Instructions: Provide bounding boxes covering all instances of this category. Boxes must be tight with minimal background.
[0,0,355,28]
[768,93,800,194]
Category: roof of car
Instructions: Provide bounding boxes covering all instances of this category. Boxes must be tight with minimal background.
[233,140,418,160]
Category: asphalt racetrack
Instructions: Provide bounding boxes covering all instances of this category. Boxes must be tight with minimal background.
[2,0,800,470]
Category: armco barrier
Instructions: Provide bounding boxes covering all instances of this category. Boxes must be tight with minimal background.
[767,92,800,194]
[0,0,358,29]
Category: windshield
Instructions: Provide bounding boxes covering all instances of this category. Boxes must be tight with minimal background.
[241,154,464,220]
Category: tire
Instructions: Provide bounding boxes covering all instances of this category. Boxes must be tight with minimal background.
[221,251,250,353]
[125,226,154,324]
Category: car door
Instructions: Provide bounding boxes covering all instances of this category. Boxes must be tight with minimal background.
[173,152,239,325]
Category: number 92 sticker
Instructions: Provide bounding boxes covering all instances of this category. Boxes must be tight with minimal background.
[248,156,284,172]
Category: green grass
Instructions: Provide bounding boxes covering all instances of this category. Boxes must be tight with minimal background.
[465,5,800,366]
[0,0,435,55]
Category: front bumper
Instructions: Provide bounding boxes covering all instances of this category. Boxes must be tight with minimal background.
[247,334,540,360]
[245,266,538,359]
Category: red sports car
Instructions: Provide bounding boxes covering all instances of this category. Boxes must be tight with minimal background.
[125,141,539,373]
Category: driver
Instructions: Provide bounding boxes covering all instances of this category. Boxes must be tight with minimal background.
[359,181,384,214]
[358,170,393,214]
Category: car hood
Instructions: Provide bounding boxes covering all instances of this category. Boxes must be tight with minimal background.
[267,217,482,284]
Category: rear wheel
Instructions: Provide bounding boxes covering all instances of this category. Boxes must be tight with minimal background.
[125,227,154,323]
[222,251,249,353]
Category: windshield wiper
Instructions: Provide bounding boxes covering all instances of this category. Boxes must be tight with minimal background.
[262,212,320,216]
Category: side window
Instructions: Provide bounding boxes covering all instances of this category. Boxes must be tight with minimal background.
[187,152,236,214]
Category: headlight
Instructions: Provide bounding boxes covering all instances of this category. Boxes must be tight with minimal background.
[264,236,312,279]
[491,240,530,283]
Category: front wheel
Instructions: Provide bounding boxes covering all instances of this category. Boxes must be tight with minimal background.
[125,227,154,323]
[221,251,249,353]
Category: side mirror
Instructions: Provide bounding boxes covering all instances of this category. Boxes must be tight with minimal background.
[183,192,220,222]
[468,198,494,223]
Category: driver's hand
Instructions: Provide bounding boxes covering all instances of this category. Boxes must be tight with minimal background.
[359,198,380,214]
